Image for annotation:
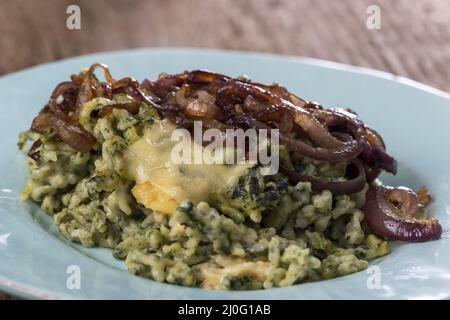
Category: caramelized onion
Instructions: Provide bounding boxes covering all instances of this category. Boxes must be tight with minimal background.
[187,70,229,85]
[360,144,397,174]
[29,66,400,184]
[302,108,366,150]
[75,63,115,115]
[27,139,42,161]
[31,111,53,133]
[362,186,442,242]
[97,102,140,118]
[144,74,186,98]
[31,111,96,153]
[215,81,365,160]
[278,111,294,134]
[364,167,382,184]
[235,115,363,162]
[96,82,112,99]
[185,99,223,119]
[387,187,420,216]
[195,90,216,104]
[360,126,396,179]
[48,82,78,110]
[47,112,96,153]
[365,126,386,150]
[417,186,432,207]
[280,159,366,195]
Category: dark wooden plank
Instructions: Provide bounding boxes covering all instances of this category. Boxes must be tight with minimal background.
[1,0,449,299]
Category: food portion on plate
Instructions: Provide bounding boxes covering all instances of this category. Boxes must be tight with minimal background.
[18,64,442,290]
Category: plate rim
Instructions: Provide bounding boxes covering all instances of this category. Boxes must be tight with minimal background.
[1,47,449,100]
[1,47,449,300]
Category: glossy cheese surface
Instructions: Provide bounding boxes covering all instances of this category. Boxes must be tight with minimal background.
[125,119,250,213]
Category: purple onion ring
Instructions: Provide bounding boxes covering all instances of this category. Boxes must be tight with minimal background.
[362,185,442,242]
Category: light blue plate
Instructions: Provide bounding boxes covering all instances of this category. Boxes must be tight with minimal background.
[1,48,449,300]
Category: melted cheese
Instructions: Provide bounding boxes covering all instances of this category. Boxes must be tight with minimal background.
[125,119,251,214]
[197,255,271,289]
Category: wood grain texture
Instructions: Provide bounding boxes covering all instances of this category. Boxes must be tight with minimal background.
[0,0,449,299]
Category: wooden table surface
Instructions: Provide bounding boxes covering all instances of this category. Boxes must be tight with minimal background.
[1,0,449,299]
